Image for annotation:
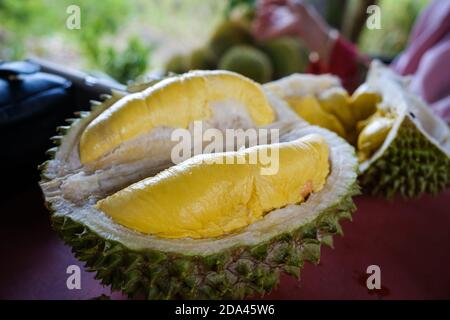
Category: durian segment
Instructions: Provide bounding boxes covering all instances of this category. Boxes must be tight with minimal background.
[96,134,329,239]
[286,96,347,138]
[264,74,352,140]
[79,70,275,164]
[350,83,381,122]
[318,87,354,130]
[265,75,386,155]
[263,73,341,98]
[357,117,394,161]
[355,110,385,135]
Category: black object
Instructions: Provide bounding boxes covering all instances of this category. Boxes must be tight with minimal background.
[0,61,72,126]
[0,60,74,188]
[0,59,127,193]
[27,57,126,99]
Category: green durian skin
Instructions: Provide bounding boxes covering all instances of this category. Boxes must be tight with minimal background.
[49,185,358,299]
[219,46,273,83]
[189,47,217,70]
[164,54,189,74]
[259,37,309,79]
[209,20,252,58]
[360,116,450,198]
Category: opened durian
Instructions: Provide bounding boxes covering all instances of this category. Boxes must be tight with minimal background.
[40,70,359,299]
[264,62,450,198]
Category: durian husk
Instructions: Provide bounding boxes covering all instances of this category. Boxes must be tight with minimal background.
[358,62,450,198]
[39,78,359,299]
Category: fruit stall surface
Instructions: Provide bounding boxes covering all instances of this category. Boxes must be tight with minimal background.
[1,184,449,299]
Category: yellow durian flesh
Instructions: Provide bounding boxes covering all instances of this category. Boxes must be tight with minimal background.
[286,95,347,138]
[357,116,394,161]
[273,81,388,163]
[350,84,381,122]
[318,87,355,130]
[96,134,329,239]
[79,70,275,164]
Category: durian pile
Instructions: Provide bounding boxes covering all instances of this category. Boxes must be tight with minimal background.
[39,63,449,300]
[164,17,309,83]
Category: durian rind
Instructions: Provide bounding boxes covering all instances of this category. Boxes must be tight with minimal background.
[39,89,127,182]
[360,115,450,198]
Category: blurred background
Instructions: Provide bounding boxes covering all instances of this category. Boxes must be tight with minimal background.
[0,0,432,186]
[0,0,430,84]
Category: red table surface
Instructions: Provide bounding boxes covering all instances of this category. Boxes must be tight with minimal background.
[1,184,449,300]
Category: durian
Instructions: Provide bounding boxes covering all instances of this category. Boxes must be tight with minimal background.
[164,54,189,74]
[259,37,309,79]
[40,70,359,299]
[189,47,217,71]
[209,20,252,58]
[285,95,347,139]
[219,46,273,83]
[264,61,450,198]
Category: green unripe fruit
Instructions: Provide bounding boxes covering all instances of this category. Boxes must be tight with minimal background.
[189,47,217,70]
[260,37,309,79]
[209,21,252,58]
[165,54,189,74]
[219,46,273,83]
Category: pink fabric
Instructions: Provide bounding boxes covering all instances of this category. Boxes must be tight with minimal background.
[392,0,450,122]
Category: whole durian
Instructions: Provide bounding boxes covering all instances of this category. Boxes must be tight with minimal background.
[188,47,217,70]
[264,62,450,198]
[219,46,273,83]
[259,37,309,79]
[164,54,189,74]
[209,20,252,58]
[40,70,359,299]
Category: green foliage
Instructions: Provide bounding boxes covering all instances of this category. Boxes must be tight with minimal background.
[73,0,130,61]
[67,0,152,82]
[0,0,59,58]
[102,37,153,84]
[0,0,152,82]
